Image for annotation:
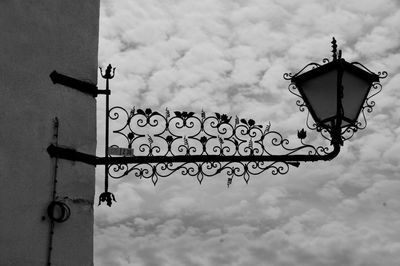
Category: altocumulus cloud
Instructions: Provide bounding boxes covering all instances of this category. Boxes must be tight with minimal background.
[95,0,400,265]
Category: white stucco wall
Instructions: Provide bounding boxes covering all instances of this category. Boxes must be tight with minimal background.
[0,1,99,265]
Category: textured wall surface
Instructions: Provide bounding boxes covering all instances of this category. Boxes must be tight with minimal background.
[0,1,99,265]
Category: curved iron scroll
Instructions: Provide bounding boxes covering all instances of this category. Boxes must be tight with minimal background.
[104,108,339,185]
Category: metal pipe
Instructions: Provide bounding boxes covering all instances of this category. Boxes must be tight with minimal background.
[94,142,340,165]
[104,75,110,192]
[47,141,340,165]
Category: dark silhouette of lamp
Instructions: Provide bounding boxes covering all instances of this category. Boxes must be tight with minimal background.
[292,53,379,131]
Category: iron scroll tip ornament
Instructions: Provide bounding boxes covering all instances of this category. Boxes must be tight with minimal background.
[331,37,338,60]
[100,64,116,80]
[98,191,116,207]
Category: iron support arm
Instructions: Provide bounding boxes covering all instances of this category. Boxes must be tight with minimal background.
[47,144,97,165]
[47,141,340,166]
[49,71,109,97]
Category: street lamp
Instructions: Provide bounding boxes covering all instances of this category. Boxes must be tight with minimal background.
[291,42,379,133]
[47,37,386,206]
[285,38,386,144]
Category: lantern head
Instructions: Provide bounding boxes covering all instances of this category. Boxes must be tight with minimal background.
[292,59,379,130]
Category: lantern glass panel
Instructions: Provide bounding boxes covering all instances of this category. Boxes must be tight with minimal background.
[342,70,372,125]
[299,70,338,127]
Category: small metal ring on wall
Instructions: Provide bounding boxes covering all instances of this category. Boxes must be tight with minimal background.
[47,201,71,223]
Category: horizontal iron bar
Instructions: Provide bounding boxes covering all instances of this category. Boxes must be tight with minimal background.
[96,89,111,95]
[47,143,340,166]
[47,144,97,165]
[95,151,338,165]
[49,71,106,97]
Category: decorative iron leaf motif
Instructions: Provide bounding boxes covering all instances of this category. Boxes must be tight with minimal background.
[197,165,204,184]
[297,129,307,140]
[240,118,262,129]
[136,109,145,115]
[243,172,250,184]
[215,113,231,125]
[166,135,174,144]
[264,122,271,134]
[227,177,233,188]
[174,111,194,119]
[201,109,206,120]
[184,136,189,147]
[98,192,116,207]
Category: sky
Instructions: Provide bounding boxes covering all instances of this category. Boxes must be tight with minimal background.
[94,0,400,265]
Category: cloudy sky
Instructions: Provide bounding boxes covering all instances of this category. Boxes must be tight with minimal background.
[94,0,400,265]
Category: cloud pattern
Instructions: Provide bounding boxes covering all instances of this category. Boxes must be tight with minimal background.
[95,0,400,265]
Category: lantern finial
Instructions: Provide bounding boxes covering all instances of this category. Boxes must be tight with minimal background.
[331,37,337,60]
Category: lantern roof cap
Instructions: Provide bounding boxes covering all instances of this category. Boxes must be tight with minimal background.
[292,59,379,85]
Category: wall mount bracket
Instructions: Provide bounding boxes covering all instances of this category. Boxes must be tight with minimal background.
[49,71,109,97]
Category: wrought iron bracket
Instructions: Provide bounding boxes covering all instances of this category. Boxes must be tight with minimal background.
[46,39,385,207]
[49,71,109,97]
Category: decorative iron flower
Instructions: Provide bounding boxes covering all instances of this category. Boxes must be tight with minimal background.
[297,129,307,140]
[98,192,116,207]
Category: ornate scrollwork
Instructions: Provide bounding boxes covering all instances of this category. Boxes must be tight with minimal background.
[107,107,333,185]
[351,62,388,79]
[283,57,332,139]
[286,68,331,141]
[340,79,384,141]
[283,62,323,81]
